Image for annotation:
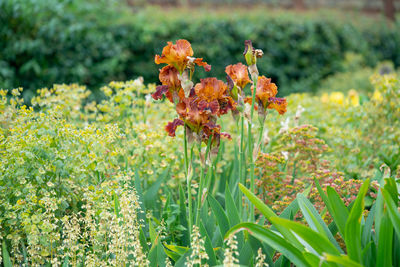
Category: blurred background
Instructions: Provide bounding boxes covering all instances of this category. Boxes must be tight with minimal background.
[0,0,399,101]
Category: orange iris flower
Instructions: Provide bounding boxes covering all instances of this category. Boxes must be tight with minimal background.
[246,76,287,115]
[155,39,234,146]
[255,76,278,107]
[176,97,209,133]
[155,39,211,73]
[159,65,181,91]
[195,77,227,102]
[194,78,235,115]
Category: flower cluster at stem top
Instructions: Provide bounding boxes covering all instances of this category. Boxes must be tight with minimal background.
[152,39,287,151]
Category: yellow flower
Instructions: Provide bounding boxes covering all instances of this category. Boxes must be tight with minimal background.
[0,89,7,97]
[330,92,344,105]
[348,89,359,107]
[372,90,383,103]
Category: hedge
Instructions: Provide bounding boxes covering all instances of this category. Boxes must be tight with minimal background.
[1,0,399,98]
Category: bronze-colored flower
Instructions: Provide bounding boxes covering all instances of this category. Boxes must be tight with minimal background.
[225,63,251,89]
[218,95,236,116]
[195,78,228,103]
[176,97,209,132]
[152,65,184,103]
[203,124,232,155]
[155,39,210,73]
[194,77,235,115]
[202,121,221,138]
[159,65,181,90]
[255,76,278,108]
[246,76,286,115]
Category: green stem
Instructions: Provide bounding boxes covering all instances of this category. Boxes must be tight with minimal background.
[250,117,266,200]
[195,142,204,227]
[257,117,266,149]
[291,160,297,184]
[184,126,189,173]
[195,138,212,226]
[248,75,258,221]
[206,163,213,192]
[184,126,193,241]
[238,113,245,220]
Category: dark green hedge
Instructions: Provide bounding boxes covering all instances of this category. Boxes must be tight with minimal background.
[1,0,399,97]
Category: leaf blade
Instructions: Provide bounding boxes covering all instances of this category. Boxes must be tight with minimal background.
[225,223,310,267]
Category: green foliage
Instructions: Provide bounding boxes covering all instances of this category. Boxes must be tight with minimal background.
[0,0,127,100]
[0,79,186,265]
[318,52,375,94]
[231,176,400,267]
[2,1,400,98]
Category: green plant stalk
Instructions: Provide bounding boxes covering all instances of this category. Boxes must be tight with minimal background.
[195,145,204,227]
[195,138,212,226]
[205,158,214,198]
[254,115,266,177]
[238,113,245,219]
[257,116,266,150]
[184,125,193,242]
[248,76,258,221]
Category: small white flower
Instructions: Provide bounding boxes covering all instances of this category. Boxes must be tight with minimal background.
[279,118,290,134]
[281,151,289,160]
[133,77,144,86]
[263,128,270,145]
[145,94,152,104]
[295,105,305,119]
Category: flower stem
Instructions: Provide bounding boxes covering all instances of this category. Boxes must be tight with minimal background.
[248,76,258,221]
[195,137,212,226]
[184,126,189,172]
[184,125,193,241]
[238,113,245,219]
[257,117,266,149]
[195,142,204,227]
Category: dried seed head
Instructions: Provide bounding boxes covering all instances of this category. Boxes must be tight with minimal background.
[255,49,264,59]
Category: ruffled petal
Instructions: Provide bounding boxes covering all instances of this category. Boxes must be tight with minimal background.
[176,97,209,131]
[165,119,184,137]
[202,121,221,141]
[225,63,251,89]
[194,78,228,103]
[256,76,278,107]
[221,132,232,140]
[159,65,181,90]
[154,39,193,72]
[193,58,211,72]
[198,99,220,115]
[152,85,169,100]
[267,97,287,115]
